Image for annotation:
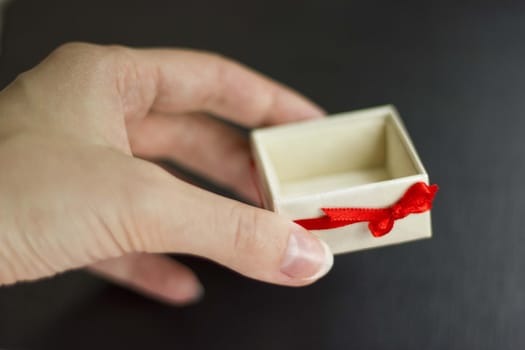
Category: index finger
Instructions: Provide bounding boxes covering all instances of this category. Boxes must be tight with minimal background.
[126,48,325,126]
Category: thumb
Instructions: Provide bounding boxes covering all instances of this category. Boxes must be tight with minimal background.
[134,172,334,286]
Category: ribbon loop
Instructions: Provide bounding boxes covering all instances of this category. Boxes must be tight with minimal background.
[294,182,438,237]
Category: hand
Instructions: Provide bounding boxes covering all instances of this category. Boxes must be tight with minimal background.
[0,43,333,305]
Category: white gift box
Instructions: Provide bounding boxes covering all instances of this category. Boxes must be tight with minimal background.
[251,105,435,254]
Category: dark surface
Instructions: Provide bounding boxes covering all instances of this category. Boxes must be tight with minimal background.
[1,0,525,349]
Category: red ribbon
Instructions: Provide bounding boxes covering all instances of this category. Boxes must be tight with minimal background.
[294,182,439,237]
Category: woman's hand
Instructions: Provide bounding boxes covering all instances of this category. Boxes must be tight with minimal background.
[0,43,333,305]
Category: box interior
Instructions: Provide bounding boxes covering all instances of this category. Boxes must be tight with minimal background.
[258,112,421,199]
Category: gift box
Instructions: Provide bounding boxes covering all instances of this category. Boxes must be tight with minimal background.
[251,105,437,254]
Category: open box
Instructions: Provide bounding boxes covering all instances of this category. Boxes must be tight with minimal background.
[251,105,434,254]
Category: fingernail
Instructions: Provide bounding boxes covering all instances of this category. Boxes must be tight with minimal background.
[280,223,333,280]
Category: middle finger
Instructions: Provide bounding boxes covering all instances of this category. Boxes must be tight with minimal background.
[127,112,259,202]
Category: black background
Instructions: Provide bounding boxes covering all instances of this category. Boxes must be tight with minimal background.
[1,0,525,349]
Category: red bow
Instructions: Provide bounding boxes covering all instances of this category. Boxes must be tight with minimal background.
[294,182,439,237]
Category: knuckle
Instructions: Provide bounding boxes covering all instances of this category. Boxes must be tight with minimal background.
[51,42,125,60]
[188,48,230,63]
[52,42,96,55]
[205,51,235,77]
[205,51,231,65]
[195,51,234,109]
[34,43,138,115]
[49,42,130,79]
[50,42,112,70]
[229,204,262,254]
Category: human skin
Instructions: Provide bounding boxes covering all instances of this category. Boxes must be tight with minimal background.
[0,43,333,305]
